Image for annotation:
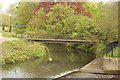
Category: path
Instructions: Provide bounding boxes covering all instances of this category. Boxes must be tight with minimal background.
[0,33,18,43]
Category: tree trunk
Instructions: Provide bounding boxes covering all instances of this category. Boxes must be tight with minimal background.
[2,25,5,31]
[9,25,12,32]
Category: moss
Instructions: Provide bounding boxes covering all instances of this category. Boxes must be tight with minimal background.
[2,39,48,65]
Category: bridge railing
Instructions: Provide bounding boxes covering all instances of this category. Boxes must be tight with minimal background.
[17,33,100,41]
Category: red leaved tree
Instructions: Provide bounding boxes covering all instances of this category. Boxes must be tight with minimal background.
[34,2,92,17]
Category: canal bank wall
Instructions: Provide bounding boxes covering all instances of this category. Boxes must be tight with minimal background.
[57,57,120,78]
[81,57,120,71]
[80,57,103,73]
[103,57,120,71]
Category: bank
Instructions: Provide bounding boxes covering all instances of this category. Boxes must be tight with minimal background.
[103,47,119,70]
[55,57,120,79]
[2,39,48,65]
[55,47,119,78]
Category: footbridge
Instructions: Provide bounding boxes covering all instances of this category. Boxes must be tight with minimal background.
[21,33,99,44]
[28,38,97,44]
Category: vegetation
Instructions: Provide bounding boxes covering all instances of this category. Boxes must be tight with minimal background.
[1,2,118,60]
[2,39,48,65]
[2,31,20,38]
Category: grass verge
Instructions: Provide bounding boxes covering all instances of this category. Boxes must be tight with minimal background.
[2,39,48,65]
[2,31,21,38]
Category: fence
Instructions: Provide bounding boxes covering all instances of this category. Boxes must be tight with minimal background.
[106,41,118,57]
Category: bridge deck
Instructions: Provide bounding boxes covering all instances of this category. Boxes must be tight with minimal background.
[28,38,97,44]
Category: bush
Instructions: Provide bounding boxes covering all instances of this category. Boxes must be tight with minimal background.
[2,39,48,65]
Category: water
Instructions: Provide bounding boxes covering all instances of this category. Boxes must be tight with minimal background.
[2,43,95,78]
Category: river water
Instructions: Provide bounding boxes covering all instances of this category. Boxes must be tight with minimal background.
[2,43,95,78]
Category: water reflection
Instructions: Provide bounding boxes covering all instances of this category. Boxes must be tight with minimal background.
[2,43,95,78]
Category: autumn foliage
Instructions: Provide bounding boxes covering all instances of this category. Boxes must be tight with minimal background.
[34,2,92,17]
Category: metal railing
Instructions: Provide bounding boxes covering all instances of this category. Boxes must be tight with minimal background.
[17,33,99,41]
[106,41,118,57]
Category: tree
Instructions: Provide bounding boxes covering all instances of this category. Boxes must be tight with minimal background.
[45,4,75,34]
[82,2,103,17]
[27,8,47,33]
[14,2,94,34]
[7,3,19,16]
[15,2,36,33]
[35,2,92,17]
[95,2,118,43]
[1,14,10,31]
[6,3,19,32]
[28,2,100,36]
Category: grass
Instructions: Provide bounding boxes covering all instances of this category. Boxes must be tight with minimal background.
[0,27,21,38]
[104,47,119,58]
[2,31,21,38]
[2,39,48,65]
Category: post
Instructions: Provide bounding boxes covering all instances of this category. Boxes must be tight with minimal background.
[106,44,109,56]
[111,45,113,57]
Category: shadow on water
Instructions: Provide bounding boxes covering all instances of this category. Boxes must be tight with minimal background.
[2,43,95,78]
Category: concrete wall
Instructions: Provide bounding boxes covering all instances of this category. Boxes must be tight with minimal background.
[103,57,120,71]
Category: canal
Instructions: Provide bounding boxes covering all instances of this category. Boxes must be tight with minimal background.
[2,43,95,78]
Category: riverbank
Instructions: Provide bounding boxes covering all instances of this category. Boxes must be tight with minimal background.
[2,39,48,65]
[2,43,95,78]
[103,57,120,71]
[56,57,120,79]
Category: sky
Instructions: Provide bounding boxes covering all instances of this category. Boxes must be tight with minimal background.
[0,0,118,12]
[0,0,20,11]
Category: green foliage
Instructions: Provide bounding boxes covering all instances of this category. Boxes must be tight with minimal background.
[1,14,10,30]
[69,15,97,39]
[16,2,36,24]
[27,8,46,33]
[28,3,98,39]
[1,13,15,32]
[95,2,118,43]
[2,31,21,38]
[45,4,75,34]
[7,3,18,15]
[6,2,118,58]
[15,2,36,33]
[94,42,106,57]
[2,39,48,65]
[83,2,103,17]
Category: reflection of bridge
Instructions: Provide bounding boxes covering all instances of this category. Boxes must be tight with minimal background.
[28,38,97,44]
